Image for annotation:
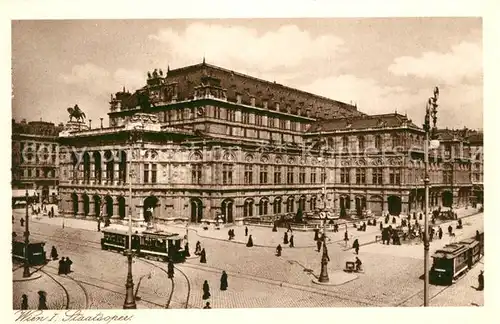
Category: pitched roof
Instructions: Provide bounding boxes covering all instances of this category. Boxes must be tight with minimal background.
[306,113,420,133]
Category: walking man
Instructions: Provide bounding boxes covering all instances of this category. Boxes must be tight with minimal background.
[58,257,65,275]
[478,270,484,291]
[202,280,211,300]
[167,261,174,278]
[21,294,28,310]
[200,248,207,263]
[50,246,58,261]
[220,271,228,291]
[353,239,360,255]
[289,234,294,248]
[245,226,248,236]
[316,239,322,252]
[276,244,282,257]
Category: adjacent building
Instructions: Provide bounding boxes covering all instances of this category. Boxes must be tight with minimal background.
[55,61,482,225]
[11,119,62,205]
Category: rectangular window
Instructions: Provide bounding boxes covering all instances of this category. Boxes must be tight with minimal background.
[28,168,32,177]
[274,166,282,184]
[255,114,263,126]
[143,165,150,183]
[227,109,236,122]
[242,112,250,124]
[214,107,221,119]
[244,165,253,184]
[222,164,233,185]
[372,168,383,184]
[260,165,268,184]
[279,119,286,130]
[389,169,401,185]
[192,164,202,184]
[267,117,274,128]
[340,168,350,184]
[151,164,157,183]
[287,166,294,184]
[356,168,366,184]
[36,169,39,177]
[321,169,327,184]
[310,170,317,184]
[290,121,296,131]
[299,167,306,184]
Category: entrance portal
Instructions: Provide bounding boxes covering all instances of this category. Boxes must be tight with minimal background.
[221,199,234,223]
[143,196,159,223]
[190,198,203,223]
[387,195,402,216]
[442,191,453,207]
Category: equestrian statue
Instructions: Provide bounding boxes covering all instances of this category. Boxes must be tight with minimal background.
[67,104,86,123]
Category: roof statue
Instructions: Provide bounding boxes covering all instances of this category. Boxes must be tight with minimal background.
[147,71,152,79]
[67,104,86,123]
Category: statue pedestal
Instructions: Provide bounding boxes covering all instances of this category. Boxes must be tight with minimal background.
[59,121,89,136]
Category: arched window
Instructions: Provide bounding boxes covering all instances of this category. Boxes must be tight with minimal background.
[259,198,269,216]
[243,199,254,217]
[273,197,282,214]
[286,197,295,213]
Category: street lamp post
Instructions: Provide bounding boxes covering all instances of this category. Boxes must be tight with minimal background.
[23,190,31,278]
[123,130,137,309]
[318,154,329,283]
[423,87,439,307]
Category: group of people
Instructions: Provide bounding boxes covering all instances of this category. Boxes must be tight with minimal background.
[283,232,294,247]
[195,241,207,263]
[20,291,47,310]
[57,257,73,275]
[201,270,229,309]
[227,229,236,240]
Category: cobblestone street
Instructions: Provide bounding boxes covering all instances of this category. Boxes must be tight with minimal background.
[12,207,484,309]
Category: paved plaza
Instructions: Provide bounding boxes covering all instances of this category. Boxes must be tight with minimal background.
[12,205,484,309]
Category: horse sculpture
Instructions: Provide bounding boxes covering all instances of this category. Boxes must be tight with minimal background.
[67,104,86,123]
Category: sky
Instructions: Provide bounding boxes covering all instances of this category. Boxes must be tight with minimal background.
[11,18,483,129]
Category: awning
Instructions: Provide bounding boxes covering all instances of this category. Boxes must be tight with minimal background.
[12,189,37,198]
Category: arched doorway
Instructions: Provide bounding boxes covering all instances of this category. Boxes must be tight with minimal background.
[117,196,126,219]
[93,195,101,218]
[243,198,254,217]
[82,194,90,216]
[143,196,159,223]
[387,195,402,216]
[71,193,78,216]
[221,199,234,223]
[442,191,453,207]
[369,195,383,216]
[190,198,203,223]
[298,195,306,212]
[93,152,102,183]
[104,196,113,218]
[41,186,49,203]
[355,196,366,217]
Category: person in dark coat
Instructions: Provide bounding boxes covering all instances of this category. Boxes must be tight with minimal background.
[448,225,453,235]
[51,206,54,216]
[457,218,463,229]
[21,294,28,310]
[316,239,322,252]
[379,221,383,231]
[20,218,24,227]
[353,239,360,254]
[228,229,232,240]
[272,222,277,232]
[202,280,211,300]
[167,261,174,278]
[184,242,190,257]
[245,226,248,236]
[276,244,282,256]
[289,235,294,248]
[65,257,73,274]
[355,257,362,272]
[37,291,47,310]
[438,227,443,239]
[344,231,349,242]
[246,235,254,247]
[283,232,289,244]
[195,241,202,255]
[220,271,228,291]
[203,302,211,309]
[97,218,101,232]
[334,223,339,232]
[314,229,319,241]
[392,216,396,224]
[200,248,207,263]
[58,257,65,275]
[478,270,484,291]
[50,246,58,260]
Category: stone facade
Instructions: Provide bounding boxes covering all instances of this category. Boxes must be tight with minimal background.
[56,62,481,225]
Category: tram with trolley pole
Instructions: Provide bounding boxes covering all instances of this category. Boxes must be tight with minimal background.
[429,231,484,286]
[100,226,186,263]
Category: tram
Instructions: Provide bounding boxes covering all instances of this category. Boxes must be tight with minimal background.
[100,226,186,263]
[429,231,484,285]
[12,237,47,266]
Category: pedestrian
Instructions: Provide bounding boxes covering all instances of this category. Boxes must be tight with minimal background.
[438,227,443,239]
[289,234,294,248]
[379,221,383,231]
[272,222,277,232]
[200,248,207,263]
[344,231,349,242]
[37,291,47,310]
[448,225,453,235]
[20,218,24,227]
[245,226,248,236]
[58,257,65,275]
[392,216,396,224]
[478,270,484,291]
[51,206,54,217]
[314,229,319,241]
[283,232,289,244]
[21,294,28,310]
[50,246,58,261]
[227,229,232,240]
[419,213,423,220]
[65,257,73,274]
[475,230,480,241]
[167,261,174,278]
[220,271,228,291]
[184,242,190,257]
[202,280,211,300]
[363,222,367,231]
[195,241,202,255]
[203,302,211,309]
[334,223,339,232]
[276,244,282,257]
[97,218,101,232]
[353,239,360,255]
[316,239,322,252]
[246,235,254,247]
[355,257,362,272]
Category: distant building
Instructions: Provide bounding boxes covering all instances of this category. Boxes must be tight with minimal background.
[55,62,482,225]
[11,119,62,205]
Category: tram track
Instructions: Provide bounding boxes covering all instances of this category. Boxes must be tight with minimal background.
[173,264,191,309]
[38,269,70,310]
[136,259,174,309]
